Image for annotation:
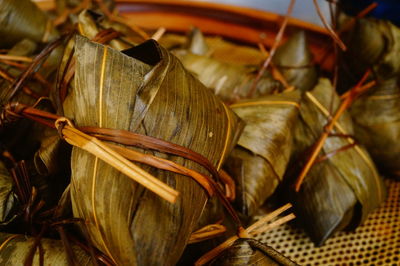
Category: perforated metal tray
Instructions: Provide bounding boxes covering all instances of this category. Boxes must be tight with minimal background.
[258,179,399,265]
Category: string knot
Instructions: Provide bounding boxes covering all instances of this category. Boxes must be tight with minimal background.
[54,117,74,139]
[0,102,27,129]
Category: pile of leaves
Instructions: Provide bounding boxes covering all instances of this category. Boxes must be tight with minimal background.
[0,0,395,265]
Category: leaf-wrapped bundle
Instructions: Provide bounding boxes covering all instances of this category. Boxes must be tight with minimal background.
[183,27,264,66]
[0,232,92,265]
[173,50,282,102]
[0,0,59,48]
[290,78,386,245]
[350,78,400,176]
[225,91,300,217]
[338,17,400,90]
[77,9,138,51]
[208,238,298,266]
[159,29,264,66]
[63,36,242,265]
[273,31,318,92]
[338,17,400,176]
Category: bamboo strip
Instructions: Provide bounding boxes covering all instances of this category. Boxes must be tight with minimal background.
[195,203,293,265]
[0,54,32,62]
[189,224,227,244]
[55,119,179,203]
[294,78,376,191]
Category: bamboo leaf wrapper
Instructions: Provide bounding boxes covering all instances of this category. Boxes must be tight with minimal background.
[290,78,386,245]
[63,35,243,265]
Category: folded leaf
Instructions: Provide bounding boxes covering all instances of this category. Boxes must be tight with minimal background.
[0,0,59,48]
[350,78,400,176]
[273,31,317,92]
[77,9,137,51]
[0,232,92,265]
[208,238,298,266]
[182,27,264,65]
[290,78,386,245]
[225,91,301,216]
[63,36,242,265]
[339,16,400,90]
[184,27,209,56]
[173,51,281,102]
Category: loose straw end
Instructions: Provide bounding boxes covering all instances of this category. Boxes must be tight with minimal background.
[55,119,180,204]
[168,191,179,204]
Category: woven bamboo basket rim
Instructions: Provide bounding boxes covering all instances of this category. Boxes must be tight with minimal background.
[35,0,334,71]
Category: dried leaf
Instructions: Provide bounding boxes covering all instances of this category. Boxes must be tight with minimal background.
[225,91,301,216]
[0,232,92,265]
[208,238,298,266]
[0,0,59,48]
[63,36,242,265]
[77,9,136,51]
[273,31,318,92]
[173,51,281,102]
[350,78,400,176]
[290,78,386,245]
[339,16,400,90]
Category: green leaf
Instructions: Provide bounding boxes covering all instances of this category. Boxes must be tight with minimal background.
[0,232,92,265]
[273,31,317,92]
[173,51,281,102]
[63,35,242,265]
[225,91,301,216]
[291,78,386,245]
[339,17,400,90]
[350,78,400,176]
[209,238,298,266]
[0,0,59,48]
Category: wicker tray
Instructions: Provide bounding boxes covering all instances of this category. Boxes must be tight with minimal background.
[258,179,399,266]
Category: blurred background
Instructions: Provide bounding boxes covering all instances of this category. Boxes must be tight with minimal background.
[210,0,330,25]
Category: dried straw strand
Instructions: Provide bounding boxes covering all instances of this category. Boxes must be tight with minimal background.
[195,203,293,265]
[189,224,227,244]
[55,118,179,204]
[294,71,375,191]
[247,0,296,98]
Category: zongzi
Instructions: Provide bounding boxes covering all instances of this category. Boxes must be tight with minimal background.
[172,30,282,103]
[350,78,400,177]
[225,91,301,217]
[173,50,282,103]
[62,35,242,265]
[0,0,59,48]
[273,31,318,92]
[338,16,400,91]
[0,232,92,265]
[77,9,138,51]
[208,238,298,266]
[289,78,386,245]
[339,16,400,177]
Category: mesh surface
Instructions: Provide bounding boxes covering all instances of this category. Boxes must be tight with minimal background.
[258,179,400,265]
